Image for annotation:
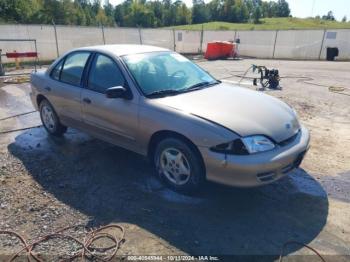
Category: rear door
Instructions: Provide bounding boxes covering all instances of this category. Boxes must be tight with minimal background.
[81,53,139,150]
[46,51,91,124]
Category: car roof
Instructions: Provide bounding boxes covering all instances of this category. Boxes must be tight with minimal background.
[74,44,170,57]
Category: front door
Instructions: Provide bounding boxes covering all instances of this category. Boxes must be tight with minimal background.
[81,53,139,151]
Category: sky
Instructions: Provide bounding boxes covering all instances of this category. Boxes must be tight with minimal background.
[108,0,350,21]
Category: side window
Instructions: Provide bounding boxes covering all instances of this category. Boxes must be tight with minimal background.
[60,52,90,86]
[88,54,125,93]
[50,59,64,81]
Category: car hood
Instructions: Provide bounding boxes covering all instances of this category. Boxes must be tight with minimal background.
[153,83,300,142]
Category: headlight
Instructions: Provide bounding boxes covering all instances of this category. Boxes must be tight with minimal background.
[241,135,275,153]
[210,135,275,155]
[210,139,249,155]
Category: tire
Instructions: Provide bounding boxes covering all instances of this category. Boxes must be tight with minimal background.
[154,137,205,193]
[39,99,67,136]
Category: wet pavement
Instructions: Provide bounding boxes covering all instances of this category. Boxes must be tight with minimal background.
[1,60,350,260]
[0,82,40,139]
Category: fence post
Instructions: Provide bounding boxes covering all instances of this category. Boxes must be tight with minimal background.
[138,27,143,45]
[272,29,278,59]
[318,29,326,60]
[34,39,38,71]
[52,20,59,58]
[199,24,204,54]
[101,23,106,45]
[173,28,176,51]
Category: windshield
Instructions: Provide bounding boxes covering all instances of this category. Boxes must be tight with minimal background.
[122,52,218,97]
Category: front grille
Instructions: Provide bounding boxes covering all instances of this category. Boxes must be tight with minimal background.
[256,150,307,183]
[294,150,306,167]
[278,130,300,147]
[281,150,307,174]
[282,164,294,174]
[257,172,276,182]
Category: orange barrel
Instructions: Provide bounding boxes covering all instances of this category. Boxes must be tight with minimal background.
[204,42,221,60]
[204,41,234,60]
[220,41,234,57]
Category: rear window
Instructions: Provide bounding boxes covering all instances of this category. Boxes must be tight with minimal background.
[59,52,90,86]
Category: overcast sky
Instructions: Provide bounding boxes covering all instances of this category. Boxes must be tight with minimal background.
[108,0,350,21]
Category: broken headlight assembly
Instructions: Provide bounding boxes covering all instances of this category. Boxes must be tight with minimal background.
[210,135,275,155]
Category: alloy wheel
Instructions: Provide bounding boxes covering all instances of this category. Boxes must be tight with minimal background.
[159,147,191,186]
[41,105,56,132]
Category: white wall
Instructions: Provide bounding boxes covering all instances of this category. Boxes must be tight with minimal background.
[104,27,140,45]
[141,29,174,50]
[274,30,324,60]
[320,29,350,60]
[174,30,201,53]
[236,30,276,58]
[0,24,349,62]
[0,24,56,62]
[55,25,103,55]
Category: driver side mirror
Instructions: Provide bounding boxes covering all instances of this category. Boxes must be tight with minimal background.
[105,86,130,99]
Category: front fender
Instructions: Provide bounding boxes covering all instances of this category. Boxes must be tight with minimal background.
[137,99,239,153]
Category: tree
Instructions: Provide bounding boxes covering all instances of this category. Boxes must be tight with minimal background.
[276,0,290,17]
[232,0,249,23]
[342,16,347,22]
[192,0,209,24]
[174,1,191,25]
[322,11,335,21]
[0,0,303,28]
[121,0,156,27]
[253,6,261,24]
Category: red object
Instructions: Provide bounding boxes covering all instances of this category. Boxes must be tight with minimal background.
[6,52,38,58]
[204,41,235,60]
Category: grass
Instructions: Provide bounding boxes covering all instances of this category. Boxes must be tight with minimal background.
[2,59,53,68]
[169,17,350,30]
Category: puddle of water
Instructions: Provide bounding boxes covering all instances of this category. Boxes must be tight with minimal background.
[0,83,34,119]
[1,84,27,97]
[158,188,203,204]
[137,176,203,205]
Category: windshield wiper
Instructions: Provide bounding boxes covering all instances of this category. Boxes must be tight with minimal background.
[185,80,221,92]
[146,89,182,98]
[146,80,221,98]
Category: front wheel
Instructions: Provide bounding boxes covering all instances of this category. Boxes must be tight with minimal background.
[154,138,205,193]
[39,99,67,136]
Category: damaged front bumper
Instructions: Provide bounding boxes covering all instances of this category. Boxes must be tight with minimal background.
[198,125,310,187]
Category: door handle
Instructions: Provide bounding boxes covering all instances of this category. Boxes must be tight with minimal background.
[44,86,51,91]
[83,98,92,104]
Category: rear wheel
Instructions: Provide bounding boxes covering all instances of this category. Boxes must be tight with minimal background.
[39,99,67,136]
[154,137,204,192]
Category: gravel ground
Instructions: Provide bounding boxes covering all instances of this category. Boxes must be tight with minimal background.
[0,59,349,261]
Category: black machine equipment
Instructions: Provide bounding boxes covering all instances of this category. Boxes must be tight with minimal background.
[252,65,280,90]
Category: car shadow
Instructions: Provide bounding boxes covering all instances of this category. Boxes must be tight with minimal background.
[7,127,329,257]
